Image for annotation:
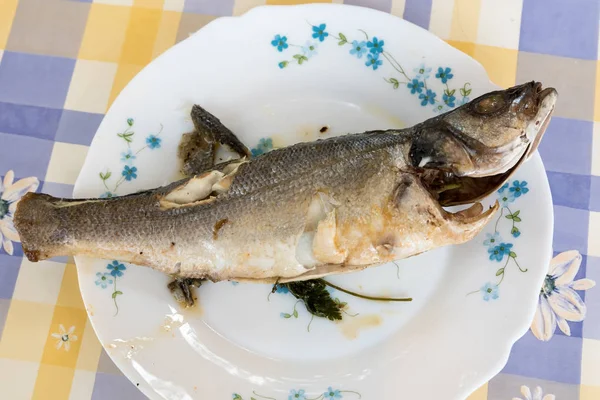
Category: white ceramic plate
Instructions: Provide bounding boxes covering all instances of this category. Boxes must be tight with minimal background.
[73,4,553,400]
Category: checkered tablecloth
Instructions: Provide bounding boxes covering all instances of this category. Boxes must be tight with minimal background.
[0,0,598,399]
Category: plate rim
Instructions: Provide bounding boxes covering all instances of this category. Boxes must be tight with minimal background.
[73,4,556,399]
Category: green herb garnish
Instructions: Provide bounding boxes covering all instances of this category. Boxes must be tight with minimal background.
[278,278,413,321]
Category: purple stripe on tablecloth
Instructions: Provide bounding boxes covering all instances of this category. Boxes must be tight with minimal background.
[183,0,234,16]
[344,0,392,13]
[502,332,582,384]
[0,254,22,299]
[403,0,432,29]
[590,176,600,212]
[553,205,590,255]
[487,373,580,400]
[0,102,62,141]
[55,110,104,147]
[583,256,600,340]
[0,52,75,109]
[91,372,147,400]
[0,299,10,340]
[538,117,593,176]
[547,171,591,210]
[0,133,53,180]
[97,349,123,375]
[520,0,599,60]
[40,181,74,199]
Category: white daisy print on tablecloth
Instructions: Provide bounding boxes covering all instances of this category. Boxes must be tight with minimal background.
[50,324,78,351]
[531,250,596,341]
[0,170,39,255]
[513,385,555,400]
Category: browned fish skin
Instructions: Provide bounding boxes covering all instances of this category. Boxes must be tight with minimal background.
[13,82,557,283]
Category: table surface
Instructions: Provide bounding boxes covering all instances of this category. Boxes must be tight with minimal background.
[0,0,599,399]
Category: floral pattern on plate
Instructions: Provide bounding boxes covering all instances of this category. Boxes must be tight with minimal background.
[233,387,361,400]
[98,118,163,198]
[96,260,127,315]
[271,23,472,113]
[471,180,530,300]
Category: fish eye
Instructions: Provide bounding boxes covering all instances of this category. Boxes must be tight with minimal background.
[473,94,505,114]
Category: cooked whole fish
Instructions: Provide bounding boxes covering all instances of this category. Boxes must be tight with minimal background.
[14,82,557,291]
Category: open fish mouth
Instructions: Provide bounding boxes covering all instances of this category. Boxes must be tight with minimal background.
[417,82,557,207]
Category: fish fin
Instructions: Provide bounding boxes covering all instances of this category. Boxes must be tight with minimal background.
[444,201,499,240]
[13,193,66,262]
[312,208,348,264]
[178,105,251,176]
[167,278,204,307]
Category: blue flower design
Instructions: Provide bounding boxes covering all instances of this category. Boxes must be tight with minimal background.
[498,191,515,207]
[367,37,384,54]
[498,183,509,193]
[231,281,239,286]
[288,389,306,400]
[419,89,436,106]
[146,135,161,149]
[488,243,513,262]
[435,67,453,83]
[302,41,319,57]
[443,93,456,107]
[407,79,424,94]
[95,272,113,289]
[349,40,368,58]
[275,284,289,294]
[483,232,502,249]
[512,229,521,238]
[251,138,273,157]
[509,180,529,198]
[365,53,382,70]
[122,165,137,181]
[121,149,136,164]
[271,34,288,52]
[100,191,114,198]
[312,24,329,42]
[480,282,499,301]
[107,260,126,277]
[413,63,432,80]
[458,96,470,106]
[324,387,342,399]
[278,61,288,69]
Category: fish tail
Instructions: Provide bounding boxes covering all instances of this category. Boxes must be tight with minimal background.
[13,192,68,262]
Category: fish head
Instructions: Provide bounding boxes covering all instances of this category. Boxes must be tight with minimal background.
[410,81,557,206]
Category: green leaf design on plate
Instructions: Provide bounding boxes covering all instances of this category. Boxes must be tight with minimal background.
[117,132,135,143]
[293,54,309,64]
